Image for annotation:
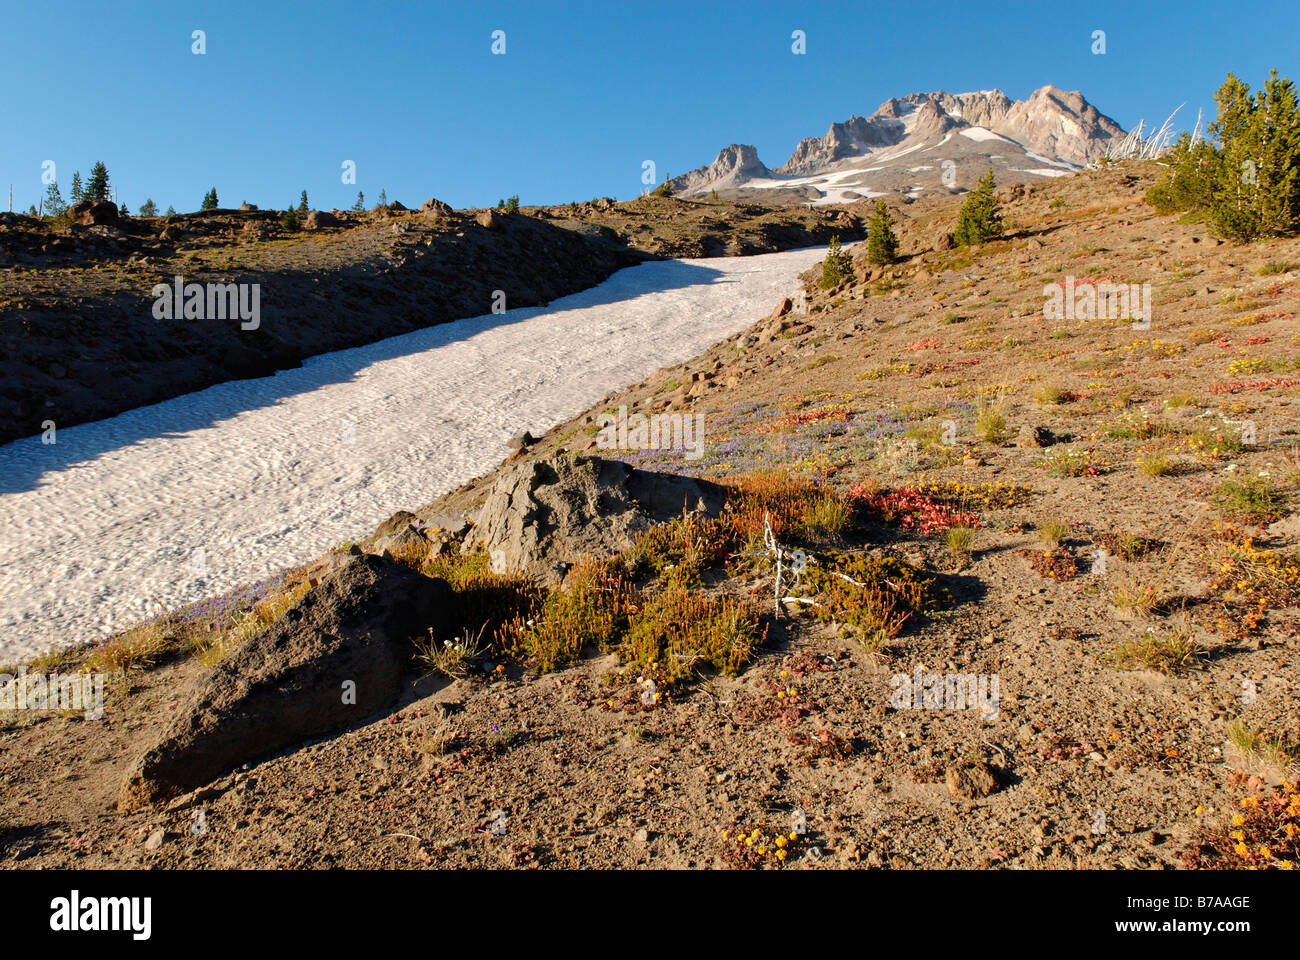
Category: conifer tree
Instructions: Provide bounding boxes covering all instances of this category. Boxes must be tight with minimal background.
[1148,68,1300,242]
[820,234,848,288]
[298,190,309,212]
[281,201,300,231]
[866,200,899,264]
[953,168,1002,246]
[85,162,111,202]
[165,204,176,216]
[69,171,84,204]
[42,180,66,218]
[200,187,218,211]
[139,198,158,217]
[352,191,365,212]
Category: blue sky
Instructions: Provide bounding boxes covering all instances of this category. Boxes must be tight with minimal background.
[2,0,1296,214]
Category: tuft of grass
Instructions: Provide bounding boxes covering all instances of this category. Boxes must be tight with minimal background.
[1032,382,1071,405]
[1038,518,1070,547]
[945,524,975,557]
[1137,453,1174,477]
[1108,627,1204,674]
[1256,261,1299,276]
[1211,476,1286,523]
[89,618,184,674]
[1225,719,1296,772]
[1109,573,1161,616]
[975,404,1010,445]
[415,625,488,679]
[1040,447,1102,478]
[802,353,839,371]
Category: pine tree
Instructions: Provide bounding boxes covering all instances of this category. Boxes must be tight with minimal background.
[866,200,899,264]
[953,168,1002,246]
[505,195,520,213]
[820,235,848,288]
[652,174,672,197]
[139,198,158,217]
[165,205,176,217]
[352,191,365,212]
[1148,68,1300,242]
[119,201,130,217]
[69,171,83,204]
[378,188,387,209]
[200,187,218,211]
[1245,70,1300,237]
[85,162,111,202]
[281,202,300,231]
[298,190,309,213]
[42,180,66,218]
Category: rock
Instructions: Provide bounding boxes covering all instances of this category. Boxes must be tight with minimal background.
[387,200,408,212]
[768,297,793,322]
[159,225,184,242]
[238,202,258,211]
[945,760,1000,799]
[144,829,168,851]
[372,525,426,556]
[373,510,420,541]
[118,553,452,810]
[476,209,503,230]
[461,456,726,584]
[633,827,650,844]
[417,511,471,540]
[302,210,340,230]
[66,199,119,226]
[1015,424,1055,448]
[421,197,454,218]
[934,230,954,252]
[509,431,537,450]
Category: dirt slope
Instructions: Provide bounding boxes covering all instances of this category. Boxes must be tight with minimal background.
[4,163,1298,870]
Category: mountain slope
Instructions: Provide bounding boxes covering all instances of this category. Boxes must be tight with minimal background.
[672,85,1126,204]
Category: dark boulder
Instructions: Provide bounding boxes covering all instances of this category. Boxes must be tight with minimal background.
[421,197,454,218]
[462,456,725,584]
[66,200,119,226]
[303,209,340,230]
[119,553,451,809]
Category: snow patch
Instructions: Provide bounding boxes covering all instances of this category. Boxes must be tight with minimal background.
[0,248,831,658]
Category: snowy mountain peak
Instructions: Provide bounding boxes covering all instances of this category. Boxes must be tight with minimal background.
[671,85,1126,204]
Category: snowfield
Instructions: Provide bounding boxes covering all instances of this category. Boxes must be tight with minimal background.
[0,246,830,660]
